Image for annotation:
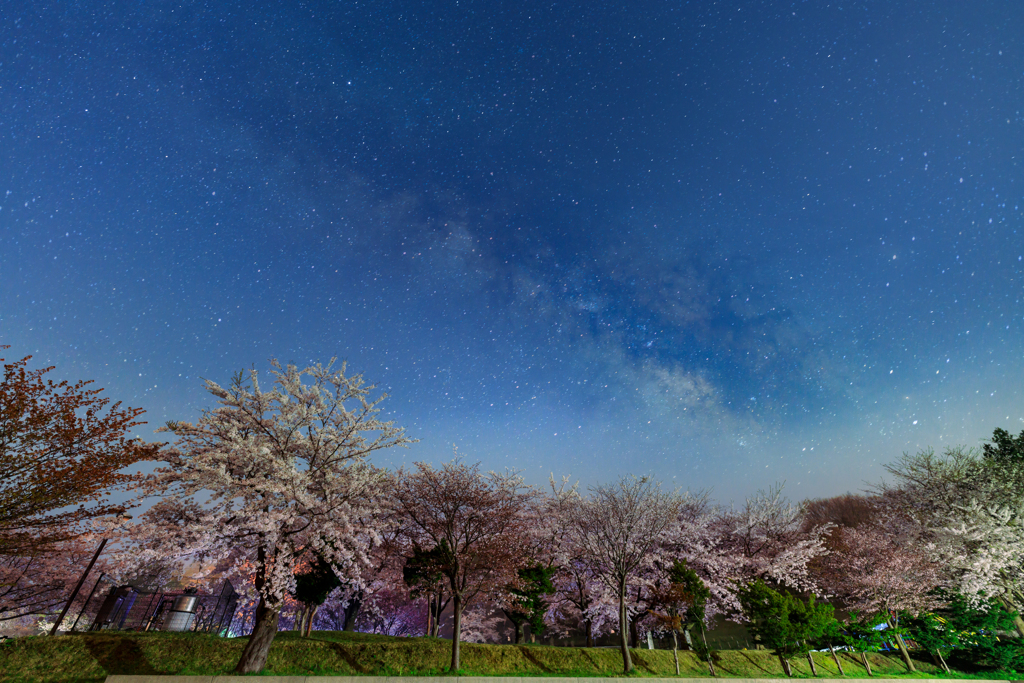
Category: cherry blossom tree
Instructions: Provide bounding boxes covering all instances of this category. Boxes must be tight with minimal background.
[720,484,831,594]
[879,444,1024,637]
[663,484,829,623]
[131,359,411,673]
[354,580,428,636]
[536,478,607,646]
[392,457,534,671]
[932,500,1024,637]
[819,524,945,671]
[549,558,610,646]
[459,602,507,643]
[564,476,683,674]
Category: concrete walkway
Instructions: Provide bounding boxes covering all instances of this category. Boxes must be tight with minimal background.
[104,677,1015,683]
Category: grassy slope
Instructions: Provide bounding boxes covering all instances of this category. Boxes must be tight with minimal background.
[0,630,962,683]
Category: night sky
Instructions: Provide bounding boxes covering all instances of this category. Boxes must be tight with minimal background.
[3,1,1023,501]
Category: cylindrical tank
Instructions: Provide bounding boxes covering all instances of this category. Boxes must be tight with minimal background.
[163,595,198,632]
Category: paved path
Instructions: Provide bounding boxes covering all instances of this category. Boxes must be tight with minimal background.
[104,677,1015,683]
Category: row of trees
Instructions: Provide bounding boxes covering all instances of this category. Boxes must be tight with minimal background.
[2,351,1022,676]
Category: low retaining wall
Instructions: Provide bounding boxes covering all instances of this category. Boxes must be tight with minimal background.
[104,677,1015,683]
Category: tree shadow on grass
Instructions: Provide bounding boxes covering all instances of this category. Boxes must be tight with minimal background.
[578,648,602,673]
[629,650,659,675]
[737,650,776,676]
[325,642,371,674]
[84,636,160,676]
[518,645,553,673]
[840,651,868,673]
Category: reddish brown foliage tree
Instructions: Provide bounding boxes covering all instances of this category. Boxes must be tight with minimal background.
[393,457,533,672]
[0,349,159,556]
[801,493,878,535]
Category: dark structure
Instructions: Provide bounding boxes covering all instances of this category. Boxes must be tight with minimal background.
[88,580,237,634]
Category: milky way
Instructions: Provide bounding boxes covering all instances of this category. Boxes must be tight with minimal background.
[2,1,1023,500]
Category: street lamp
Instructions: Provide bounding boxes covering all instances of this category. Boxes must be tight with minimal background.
[49,514,131,636]
[68,572,105,633]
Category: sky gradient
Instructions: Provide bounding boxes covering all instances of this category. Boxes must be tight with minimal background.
[3,0,1023,502]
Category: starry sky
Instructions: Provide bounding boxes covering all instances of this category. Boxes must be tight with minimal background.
[3,0,1023,502]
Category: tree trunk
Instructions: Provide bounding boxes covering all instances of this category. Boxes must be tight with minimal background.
[861,651,873,676]
[293,606,306,631]
[828,645,844,675]
[806,651,818,676]
[892,630,916,672]
[618,584,633,674]
[700,627,716,677]
[450,593,463,673]
[1000,595,1024,638]
[342,591,363,632]
[303,604,319,637]
[672,631,680,676]
[426,595,433,637]
[585,619,593,648]
[430,595,447,638]
[234,595,281,674]
[1013,612,1024,639]
[937,649,950,674]
[779,655,792,677]
[430,596,439,637]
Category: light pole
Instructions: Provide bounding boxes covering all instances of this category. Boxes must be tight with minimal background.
[69,572,106,633]
[49,514,130,636]
[49,538,108,636]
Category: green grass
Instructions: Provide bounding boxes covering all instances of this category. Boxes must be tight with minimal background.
[0,630,1004,683]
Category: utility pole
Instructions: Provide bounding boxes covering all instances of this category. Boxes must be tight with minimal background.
[69,572,106,633]
[49,538,108,636]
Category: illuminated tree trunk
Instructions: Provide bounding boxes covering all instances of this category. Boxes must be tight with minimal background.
[779,655,793,677]
[618,581,633,674]
[302,604,319,637]
[234,595,282,674]
[891,627,916,672]
[425,595,433,637]
[450,593,463,673]
[828,645,844,675]
[342,590,362,631]
[699,627,716,677]
[999,595,1024,638]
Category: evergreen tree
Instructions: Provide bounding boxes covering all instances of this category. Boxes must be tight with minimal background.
[403,541,453,637]
[737,579,836,677]
[838,611,889,676]
[939,591,1024,673]
[902,611,958,673]
[502,563,555,643]
[982,428,1024,465]
[292,553,342,636]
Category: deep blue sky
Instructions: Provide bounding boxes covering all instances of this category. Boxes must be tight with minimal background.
[3,0,1023,501]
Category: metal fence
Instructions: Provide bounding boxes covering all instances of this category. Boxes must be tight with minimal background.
[80,580,238,635]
